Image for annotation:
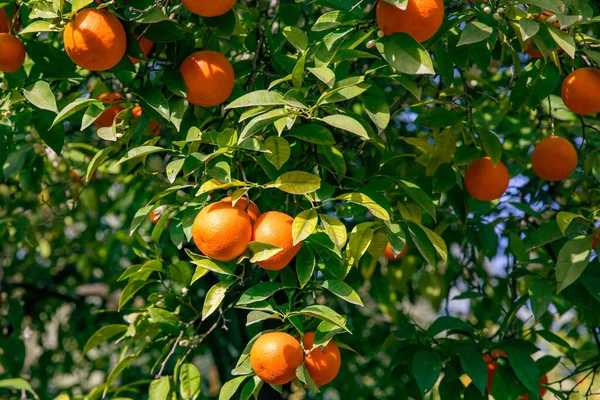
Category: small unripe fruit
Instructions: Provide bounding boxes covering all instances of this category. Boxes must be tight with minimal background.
[377,30,384,38]
[493,12,501,20]
[497,7,505,13]
[366,39,376,49]
[577,15,583,23]
[48,23,56,29]
[59,20,66,26]
[484,6,492,13]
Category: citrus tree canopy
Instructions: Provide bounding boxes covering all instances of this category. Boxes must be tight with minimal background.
[2,0,600,399]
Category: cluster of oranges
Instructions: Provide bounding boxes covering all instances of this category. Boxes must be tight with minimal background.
[464,67,600,202]
[249,331,341,387]
[191,197,302,270]
[484,350,548,399]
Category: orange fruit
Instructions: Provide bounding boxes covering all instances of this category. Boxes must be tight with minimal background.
[131,105,161,136]
[384,242,408,260]
[0,33,25,73]
[561,68,600,115]
[376,0,444,43]
[519,374,548,399]
[219,196,261,223]
[192,201,252,261]
[250,332,304,385]
[531,136,577,181]
[149,210,161,224]
[303,331,341,387]
[63,9,126,71]
[484,350,506,394]
[0,8,9,34]
[182,0,236,17]
[94,93,125,129]
[180,51,235,107]
[464,157,510,201]
[128,36,154,64]
[252,211,302,270]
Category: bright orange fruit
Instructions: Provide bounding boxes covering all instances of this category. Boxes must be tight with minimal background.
[561,68,600,115]
[531,136,577,181]
[182,0,237,16]
[464,157,509,201]
[180,51,235,107]
[250,332,304,385]
[252,211,302,270]
[376,0,444,43]
[303,331,341,387]
[0,33,25,73]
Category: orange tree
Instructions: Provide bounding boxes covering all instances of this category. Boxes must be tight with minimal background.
[2,0,600,398]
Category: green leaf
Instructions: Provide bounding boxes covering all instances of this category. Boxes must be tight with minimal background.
[166,158,185,184]
[23,81,58,113]
[292,51,308,89]
[320,114,368,139]
[226,91,283,109]
[376,33,435,75]
[412,348,442,393]
[203,278,236,320]
[458,22,493,46]
[518,18,540,41]
[179,363,201,400]
[296,363,320,393]
[320,215,348,250]
[20,20,62,34]
[428,316,474,337]
[457,344,488,394]
[219,375,250,400]
[505,347,540,396]
[415,108,459,128]
[239,108,288,143]
[0,379,40,400]
[82,324,127,356]
[398,180,436,221]
[71,0,92,13]
[86,146,112,182]
[312,10,359,31]
[264,136,291,170]
[104,354,137,396]
[292,209,318,246]
[237,282,285,305]
[296,245,316,288]
[247,242,283,263]
[547,25,576,58]
[51,98,100,128]
[529,279,552,320]
[333,192,390,221]
[294,304,349,332]
[308,67,336,88]
[556,235,593,292]
[148,307,182,334]
[479,129,503,165]
[283,26,308,52]
[119,280,153,310]
[417,222,447,264]
[115,146,165,166]
[321,280,363,306]
[346,222,374,266]
[272,171,321,194]
[287,124,335,145]
[246,310,280,326]
[556,211,583,235]
[149,376,170,400]
[186,251,239,276]
[361,84,390,132]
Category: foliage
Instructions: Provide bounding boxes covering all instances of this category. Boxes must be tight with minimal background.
[2,0,600,399]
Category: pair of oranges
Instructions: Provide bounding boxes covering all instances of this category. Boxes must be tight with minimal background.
[465,135,578,202]
[60,8,234,107]
[249,331,341,387]
[191,197,302,270]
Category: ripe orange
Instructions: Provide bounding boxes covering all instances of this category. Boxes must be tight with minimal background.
[182,0,237,17]
[252,211,302,270]
[131,105,161,136]
[531,136,577,181]
[384,242,408,260]
[63,9,126,71]
[0,8,9,33]
[94,93,125,129]
[376,0,444,43]
[180,51,235,107]
[518,374,548,399]
[484,350,507,394]
[250,332,304,385]
[464,157,510,201]
[303,331,341,387]
[192,201,252,261]
[128,36,154,64]
[561,68,600,115]
[0,33,25,73]
[149,210,161,224]
[219,196,261,223]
